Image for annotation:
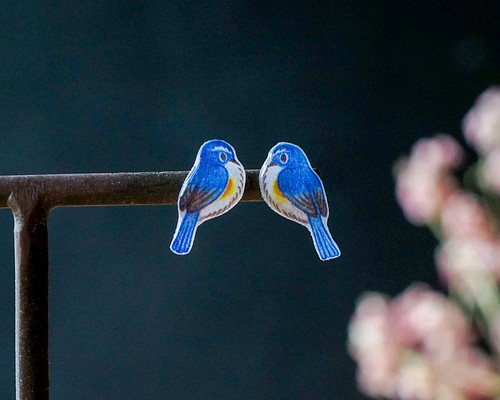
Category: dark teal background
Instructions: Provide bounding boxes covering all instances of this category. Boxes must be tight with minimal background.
[0,1,499,399]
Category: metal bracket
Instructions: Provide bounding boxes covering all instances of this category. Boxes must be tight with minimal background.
[0,169,263,400]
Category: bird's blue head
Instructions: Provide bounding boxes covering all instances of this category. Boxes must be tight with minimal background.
[267,142,310,169]
[198,139,240,166]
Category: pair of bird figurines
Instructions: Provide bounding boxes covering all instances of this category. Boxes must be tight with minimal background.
[170,139,341,261]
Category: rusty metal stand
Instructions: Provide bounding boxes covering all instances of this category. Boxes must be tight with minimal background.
[0,170,263,400]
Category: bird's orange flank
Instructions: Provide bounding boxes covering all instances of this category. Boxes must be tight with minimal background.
[273,180,287,203]
[220,177,234,200]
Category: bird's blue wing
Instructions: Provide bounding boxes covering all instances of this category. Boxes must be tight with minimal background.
[278,168,328,218]
[179,165,228,213]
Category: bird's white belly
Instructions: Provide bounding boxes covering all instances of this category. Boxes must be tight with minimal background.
[259,164,309,227]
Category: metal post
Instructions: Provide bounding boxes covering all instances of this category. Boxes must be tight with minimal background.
[0,169,266,400]
[8,188,49,400]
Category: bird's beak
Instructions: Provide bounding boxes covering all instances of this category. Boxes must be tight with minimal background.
[229,159,240,165]
[268,161,276,167]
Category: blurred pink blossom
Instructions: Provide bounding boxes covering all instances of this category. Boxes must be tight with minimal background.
[482,150,500,194]
[410,134,464,170]
[395,135,463,224]
[348,285,499,399]
[348,293,400,397]
[436,237,500,287]
[435,192,500,286]
[395,347,499,400]
[463,87,500,154]
[389,285,471,356]
[440,192,497,240]
[437,348,499,399]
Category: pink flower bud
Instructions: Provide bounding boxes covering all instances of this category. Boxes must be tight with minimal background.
[463,86,500,154]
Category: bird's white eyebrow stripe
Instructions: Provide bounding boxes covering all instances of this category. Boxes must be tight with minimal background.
[212,145,231,152]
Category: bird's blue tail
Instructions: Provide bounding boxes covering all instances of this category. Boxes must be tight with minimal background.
[170,213,199,255]
[308,217,341,261]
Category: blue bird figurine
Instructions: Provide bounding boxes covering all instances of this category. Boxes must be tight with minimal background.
[170,139,246,255]
[259,142,341,261]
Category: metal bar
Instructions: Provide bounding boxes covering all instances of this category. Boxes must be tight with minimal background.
[8,188,49,400]
[0,169,263,209]
[0,168,265,400]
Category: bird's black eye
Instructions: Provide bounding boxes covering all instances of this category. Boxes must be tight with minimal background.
[280,153,288,163]
[219,152,227,162]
